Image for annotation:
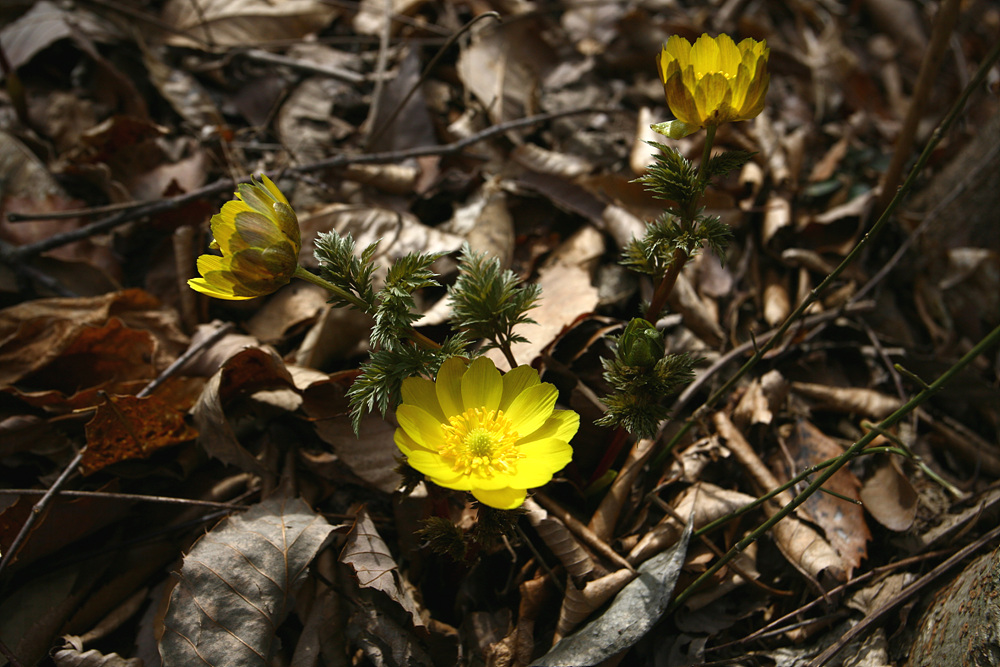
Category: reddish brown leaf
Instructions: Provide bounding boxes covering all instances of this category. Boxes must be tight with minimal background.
[81,393,197,475]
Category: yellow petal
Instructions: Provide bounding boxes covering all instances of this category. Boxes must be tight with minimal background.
[435,356,468,418]
[396,404,446,450]
[461,356,502,413]
[472,487,527,510]
[401,377,445,422]
[715,33,741,75]
[499,365,540,412]
[518,409,580,446]
[235,210,284,249]
[187,277,254,300]
[406,450,467,487]
[506,383,557,438]
[394,428,432,457]
[260,174,290,206]
[690,33,720,75]
[508,438,573,487]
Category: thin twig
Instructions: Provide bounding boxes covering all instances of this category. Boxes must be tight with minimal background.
[806,522,1000,667]
[0,321,236,581]
[0,489,250,511]
[0,106,622,265]
[368,12,501,147]
[670,323,1000,611]
[654,38,1000,470]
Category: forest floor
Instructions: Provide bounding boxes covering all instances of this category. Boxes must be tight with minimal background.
[0,1,999,666]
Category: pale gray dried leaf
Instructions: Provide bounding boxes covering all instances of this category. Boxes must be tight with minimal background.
[53,637,142,667]
[159,496,335,667]
[161,0,338,49]
[532,516,692,666]
[341,507,425,628]
[0,1,122,69]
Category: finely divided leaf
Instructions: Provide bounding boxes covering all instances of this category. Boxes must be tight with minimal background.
[159,496,335,667]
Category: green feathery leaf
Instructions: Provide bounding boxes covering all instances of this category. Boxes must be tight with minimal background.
[704,149,755,179]
[448,245,541,354]
[313,231,378,311]
[371,251,444,351]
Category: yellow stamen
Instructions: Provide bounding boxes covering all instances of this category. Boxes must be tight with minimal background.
[439,407,523,478]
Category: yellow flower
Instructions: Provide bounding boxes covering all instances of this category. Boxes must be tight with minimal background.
[394,356,579,509]
[655,33,769,139]
[188,175,301,300]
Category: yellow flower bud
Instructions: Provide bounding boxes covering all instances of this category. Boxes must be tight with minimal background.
[656,33,769,139]
[188,175,301,300]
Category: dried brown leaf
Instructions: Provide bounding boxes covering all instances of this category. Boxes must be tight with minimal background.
[81,393,197,475]
[524,499,597,584]
[627,482,757,566]
[53,636,142,667]
[859,457,919,532]
[341,507,425,628]
[777,420,870,574]
[190,347,296,474]
[715,412,846,586]
[791,381,902,419]
[554,569,636,642]
[161,0,339,48]
[160,496,336,667]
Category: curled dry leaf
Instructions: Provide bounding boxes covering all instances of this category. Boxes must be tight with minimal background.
[524,498,598,584]
[512,143,594,179]
[859,456,919,532]
[715,411,846,586]
[341,507,425,628]
[776,419,870,575]
[52,636,142,667]
[627,482,757,566]
[791,381,902,419]
[159,496,336,667]
[554,569,636,642]
[190,347,296,475]
[733,378,773,428]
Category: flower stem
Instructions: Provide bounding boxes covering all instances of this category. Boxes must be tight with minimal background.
[294,265,440,350]
[294,265,369,311]
[643,125,716,322]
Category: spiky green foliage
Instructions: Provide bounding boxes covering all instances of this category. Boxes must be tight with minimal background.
[346,335,469,432]
[416,517,468,560]
[314,231,378,311]
[448,245,542,354]
[634,142,700,208]
[595,337,698,439]
[372,251,445,351]
[704,149,755,179]
[621,212,733,276]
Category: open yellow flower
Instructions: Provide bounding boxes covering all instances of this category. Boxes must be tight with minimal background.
[656,33,769,139]
[394,356,579,510]
[188,175,301,300]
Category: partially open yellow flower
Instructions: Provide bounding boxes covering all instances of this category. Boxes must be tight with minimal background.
[394,356,579,509]
[188,175,301,300]
[656,33,769,139]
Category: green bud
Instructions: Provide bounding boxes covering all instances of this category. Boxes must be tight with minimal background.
[617,318,664,367]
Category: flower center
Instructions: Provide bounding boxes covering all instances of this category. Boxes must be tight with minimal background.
[440,407,523,478]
